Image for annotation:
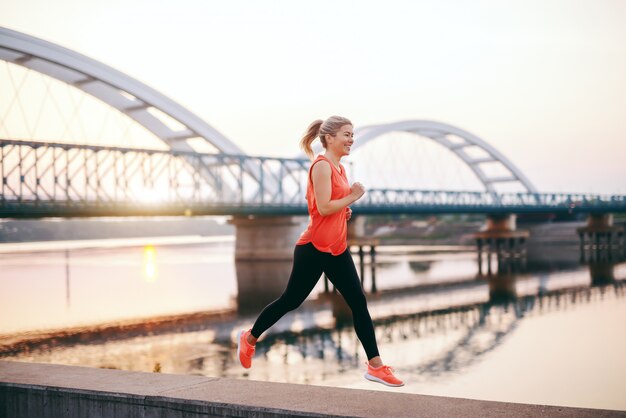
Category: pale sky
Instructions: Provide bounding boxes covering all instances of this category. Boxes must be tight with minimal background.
[1,0,625,194]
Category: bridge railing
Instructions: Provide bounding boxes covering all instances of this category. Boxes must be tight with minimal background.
[362,189,626,210]
[1,139,625,216]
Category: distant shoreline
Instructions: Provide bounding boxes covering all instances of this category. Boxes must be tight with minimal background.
[0,216,235,244]
[0,234,235,254]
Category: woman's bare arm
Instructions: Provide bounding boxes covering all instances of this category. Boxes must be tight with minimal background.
[311,161,365,216]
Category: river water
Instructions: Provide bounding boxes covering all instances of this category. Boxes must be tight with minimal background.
[0,236,625,411]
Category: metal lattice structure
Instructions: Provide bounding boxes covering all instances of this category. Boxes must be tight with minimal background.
[0,139,309,217]
[2,139,625,218]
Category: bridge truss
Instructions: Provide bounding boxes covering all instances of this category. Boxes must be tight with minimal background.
[1,139,625,218]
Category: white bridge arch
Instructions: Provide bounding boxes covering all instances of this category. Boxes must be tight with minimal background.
[353,120,538,194]
[0,26,242,154]
[1,27,537,198]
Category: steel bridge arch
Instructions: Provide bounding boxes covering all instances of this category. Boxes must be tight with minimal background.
[353,120,538,195]
[0,26,243,155]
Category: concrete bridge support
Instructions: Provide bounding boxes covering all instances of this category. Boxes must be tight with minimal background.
[577,214,625,286]
[474,214,529,276]
[229,215,307,261]
[577,214,624,253]
[229,215,309,312]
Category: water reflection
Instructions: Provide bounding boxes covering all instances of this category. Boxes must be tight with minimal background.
[65,249,71,308]
[143,245,157,283]
[0,240,237,334]
[234,260,292,315]
[186,281,626,390]
[408,260,432,273]
[221,244,626,387]
[580,245,625,286]
[226,270,625,386]
[481,245,625,302]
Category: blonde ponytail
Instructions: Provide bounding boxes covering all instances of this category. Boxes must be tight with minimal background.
[300,119,323,160]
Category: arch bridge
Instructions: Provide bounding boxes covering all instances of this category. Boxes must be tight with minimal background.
[2,26,624,218]
[1,27,625,258]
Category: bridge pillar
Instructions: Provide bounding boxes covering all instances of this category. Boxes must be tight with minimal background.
[485,213,518,232]
[577,213,624,253]
[228,215,307,260]
[474,214,529,275]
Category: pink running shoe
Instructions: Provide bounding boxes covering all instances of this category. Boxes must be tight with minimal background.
[364,362,404,387]
[237,329,255,369]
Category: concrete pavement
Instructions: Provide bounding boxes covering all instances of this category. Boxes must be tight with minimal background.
[1,360,624,417]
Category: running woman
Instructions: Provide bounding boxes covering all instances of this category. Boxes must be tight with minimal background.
[237,116,404,387]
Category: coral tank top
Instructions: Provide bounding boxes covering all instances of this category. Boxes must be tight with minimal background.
[296,155,352,255]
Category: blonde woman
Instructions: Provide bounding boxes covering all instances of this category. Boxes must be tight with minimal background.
[237,116,403,387]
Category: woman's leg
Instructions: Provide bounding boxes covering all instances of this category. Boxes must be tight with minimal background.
[323,249,380,361]
[250,243,324,339]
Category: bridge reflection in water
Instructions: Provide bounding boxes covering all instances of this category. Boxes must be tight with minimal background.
[228,286,622,400]
[230,245,626,376]
[1,242,624,405]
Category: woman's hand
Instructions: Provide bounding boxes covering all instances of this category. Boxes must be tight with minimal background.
[350,182,365,201]
[346,207,352,221]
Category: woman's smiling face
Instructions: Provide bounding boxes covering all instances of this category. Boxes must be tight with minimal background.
[326,124,354,157]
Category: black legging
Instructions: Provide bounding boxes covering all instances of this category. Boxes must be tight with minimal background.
[251,242,380,360]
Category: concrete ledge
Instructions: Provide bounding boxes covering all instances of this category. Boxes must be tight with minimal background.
[1,360,624,418]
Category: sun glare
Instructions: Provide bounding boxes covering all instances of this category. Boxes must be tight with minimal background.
[143,245,157,282]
